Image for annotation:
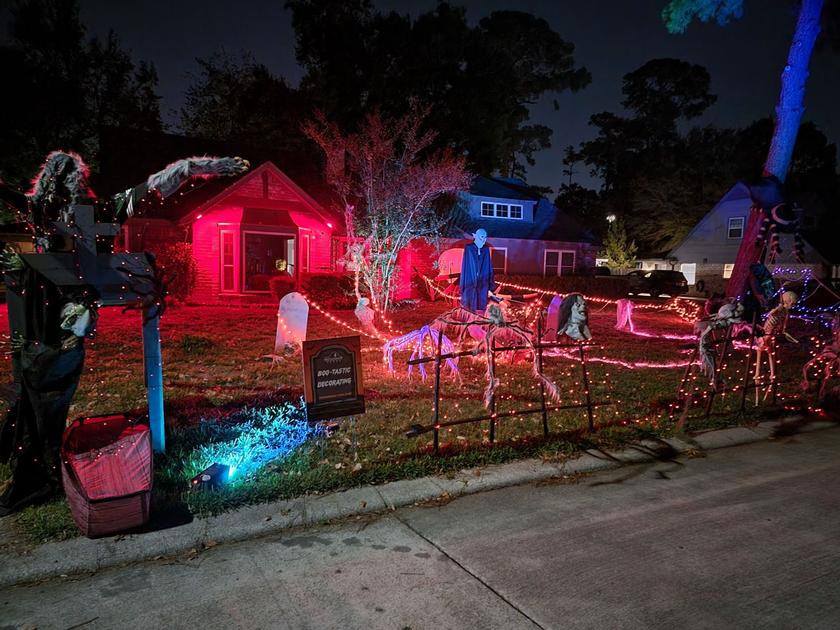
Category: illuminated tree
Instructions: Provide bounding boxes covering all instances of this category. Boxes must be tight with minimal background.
[602,218,638,273]
[662,0,826,295]
[303,108,471,312]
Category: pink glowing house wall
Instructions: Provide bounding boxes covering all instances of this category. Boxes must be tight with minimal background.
[124,162,340,302]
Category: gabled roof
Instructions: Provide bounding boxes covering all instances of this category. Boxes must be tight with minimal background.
[470,176,543,201]
[175,161,339,229]
[463,180,595,243]
[668,182,751,257]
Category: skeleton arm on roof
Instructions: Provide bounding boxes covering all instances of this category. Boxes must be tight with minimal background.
[111,156,250,222]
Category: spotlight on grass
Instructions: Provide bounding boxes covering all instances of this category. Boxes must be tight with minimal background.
[191,463,231,489]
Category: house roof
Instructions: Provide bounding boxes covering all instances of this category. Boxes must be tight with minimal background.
[126,161,342,233]
[465,177,595,243]
[668,182,752,258]
[470,176,542,201]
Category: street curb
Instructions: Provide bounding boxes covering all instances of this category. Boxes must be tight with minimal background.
[1,418,836,588]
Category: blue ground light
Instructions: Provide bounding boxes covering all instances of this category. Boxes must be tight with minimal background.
[192,403,318,482]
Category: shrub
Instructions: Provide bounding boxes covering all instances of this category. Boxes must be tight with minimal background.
[301,273,356,309]
[155,242,198,303]
[497,274,630,300]
[269,275,297,301]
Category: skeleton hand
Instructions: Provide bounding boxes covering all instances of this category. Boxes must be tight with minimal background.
[206,156,250,176]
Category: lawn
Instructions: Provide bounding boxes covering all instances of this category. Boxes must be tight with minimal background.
[0,294,814,543]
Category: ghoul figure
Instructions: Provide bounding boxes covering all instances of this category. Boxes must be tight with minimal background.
[0,151,248,515]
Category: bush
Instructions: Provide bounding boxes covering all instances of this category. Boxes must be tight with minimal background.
[155,242,198,303]
[269,275,296,301]
[497,274,630,300]
[301,273,356,309]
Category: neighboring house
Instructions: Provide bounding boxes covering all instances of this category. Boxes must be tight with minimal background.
[124,161,341,301]
[668,182,837,294]
[452,176,598,277]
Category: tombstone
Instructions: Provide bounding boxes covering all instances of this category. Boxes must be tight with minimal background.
[17,204,166,451]
[275,291,309,352]
[543,295,563,342]
[615,299,635,332]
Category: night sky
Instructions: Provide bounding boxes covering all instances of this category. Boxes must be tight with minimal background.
[8,1,840,190]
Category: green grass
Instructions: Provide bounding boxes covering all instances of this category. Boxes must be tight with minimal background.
[0,299,820,544]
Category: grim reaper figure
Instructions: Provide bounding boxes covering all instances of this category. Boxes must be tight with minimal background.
[0,151,248,515]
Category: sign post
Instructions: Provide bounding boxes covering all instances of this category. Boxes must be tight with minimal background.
[302,335,365,421]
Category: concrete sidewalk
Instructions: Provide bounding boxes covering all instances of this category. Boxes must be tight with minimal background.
[0,418,835,588]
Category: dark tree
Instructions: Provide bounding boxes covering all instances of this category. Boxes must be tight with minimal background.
[178,51,308,157]
[0,0,162,188]
[285,0,590,177]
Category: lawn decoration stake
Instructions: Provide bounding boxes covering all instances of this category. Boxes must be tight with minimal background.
[0,151,248,516]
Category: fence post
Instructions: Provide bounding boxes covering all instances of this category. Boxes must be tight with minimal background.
[739,313,758,413]
[433,329,443,453]
[489,336,497,443]
[578,342,594,432]
[705,325,732,419]
[537,317,549,437]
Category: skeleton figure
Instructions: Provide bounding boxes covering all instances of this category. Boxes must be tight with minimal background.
[695,302,745,383]
[0,151,248,516]
[753,291,798,399]
[801,315,840,400]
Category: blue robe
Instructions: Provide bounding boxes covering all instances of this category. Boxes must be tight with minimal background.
[459,243,496,313]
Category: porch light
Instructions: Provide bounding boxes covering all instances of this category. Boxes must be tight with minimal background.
[326,222,333,228]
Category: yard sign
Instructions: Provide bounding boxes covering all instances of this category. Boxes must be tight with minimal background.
[302,336,365,421]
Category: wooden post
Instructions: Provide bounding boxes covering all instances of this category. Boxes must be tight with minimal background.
[705,325,733,419]
[739,313,759,413]
[142,308,165,453]
[672,345,699,421]
[433,329,443,453]
[537,317,549,437]
[579,342,594,432]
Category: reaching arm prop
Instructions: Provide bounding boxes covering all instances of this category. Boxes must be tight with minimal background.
[112,156,250,222]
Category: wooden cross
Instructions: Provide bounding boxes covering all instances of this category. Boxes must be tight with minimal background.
[17,204,166,452]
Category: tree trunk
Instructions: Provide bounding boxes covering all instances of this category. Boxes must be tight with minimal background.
[726,0,823,298]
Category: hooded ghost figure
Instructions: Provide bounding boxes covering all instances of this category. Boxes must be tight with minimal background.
[459,228,496,313]
[0,151,248,516]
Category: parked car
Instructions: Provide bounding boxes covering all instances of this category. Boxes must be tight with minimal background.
[625,270,688,297]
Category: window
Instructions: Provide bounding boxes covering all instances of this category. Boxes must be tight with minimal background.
[728,217,744,239]
[544,250,559,276]
[478,201,524,220]
[491,247,507,274]
[242,231,295,292]
[560,251,575,275]
[544,249,575,276]
[300,229,311,272]
[220,230,235,292]
[723,263,734,279]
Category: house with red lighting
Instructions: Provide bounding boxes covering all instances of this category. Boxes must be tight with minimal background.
[449,176,599,276]
[123,161,340,301]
